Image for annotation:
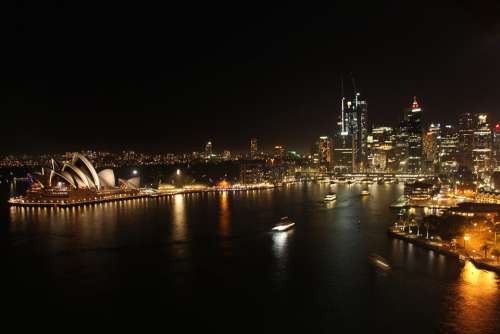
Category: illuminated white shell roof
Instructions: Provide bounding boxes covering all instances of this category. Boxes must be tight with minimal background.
[98,169,116,189]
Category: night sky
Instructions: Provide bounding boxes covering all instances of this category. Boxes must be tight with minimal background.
[2,1,500,154]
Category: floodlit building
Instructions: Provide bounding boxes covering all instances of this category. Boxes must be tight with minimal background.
[273,145,285,159]
[367,126,395,172]
[205,141,213,158]
[334,77,368,172]
[493,124,500,169]
[458,112,475,169]
[318,136,333,167]
[16,153,141,206]
[401,96,423,173]
[438,125,459,174]
[423,123,440,165]
[250,138,258,159]
[472,113,492,175]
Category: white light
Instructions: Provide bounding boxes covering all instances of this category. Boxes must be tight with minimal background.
[132,170,138,175]
[176,169,181,175]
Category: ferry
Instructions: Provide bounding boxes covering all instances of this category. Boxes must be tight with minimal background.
[324,193,337,201]
[272,217,296,232]
[368,254,391,271]
[361,190,370,196]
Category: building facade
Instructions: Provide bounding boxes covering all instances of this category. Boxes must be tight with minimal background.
[401,97,423,173]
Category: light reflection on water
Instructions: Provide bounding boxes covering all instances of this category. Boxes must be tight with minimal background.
[441,261,500,334]
[219,191,230,237]
[172,194,187,241]
[3,183,500,331]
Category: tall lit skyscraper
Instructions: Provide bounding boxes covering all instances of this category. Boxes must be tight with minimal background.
[458,112,475,169]
[472,113,492,174]
[318,136,333,167]
[438,124,459,174]
[402,96,423,173]
[334,78,368,172]
[423,123,440,166]
[250,138,258,159]
[494,124,500,169]
[205,141,213,158]
[367,126,394,172]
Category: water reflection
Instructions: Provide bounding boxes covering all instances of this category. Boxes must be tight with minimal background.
[172,194,187,241]
[219,192,230,237]
[441,262,500,334]
[272,230,291,278]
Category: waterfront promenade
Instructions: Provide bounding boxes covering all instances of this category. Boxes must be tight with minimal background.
[388,227,500,274]
[8,183,277,208]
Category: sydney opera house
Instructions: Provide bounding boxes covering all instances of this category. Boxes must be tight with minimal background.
[9,153,142,207]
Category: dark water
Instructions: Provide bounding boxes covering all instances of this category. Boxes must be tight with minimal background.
[1,183,499,333]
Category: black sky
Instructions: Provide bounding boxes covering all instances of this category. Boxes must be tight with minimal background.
[2,1,500,154]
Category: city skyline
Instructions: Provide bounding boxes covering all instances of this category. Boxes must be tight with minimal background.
[2,2,500,154]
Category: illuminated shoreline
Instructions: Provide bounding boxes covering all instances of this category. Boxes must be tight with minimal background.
[8,183,278,208]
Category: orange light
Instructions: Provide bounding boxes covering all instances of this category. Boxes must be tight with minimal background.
[218,180,230,189]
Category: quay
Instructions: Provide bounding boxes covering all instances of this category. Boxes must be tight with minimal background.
[387,227,500,274]
[8,184,277,208]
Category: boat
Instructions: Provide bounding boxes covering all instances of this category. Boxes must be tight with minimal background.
[324,193,336,201]
[361,190,369,196]
[272,217,296,232]
[368,254,391,271]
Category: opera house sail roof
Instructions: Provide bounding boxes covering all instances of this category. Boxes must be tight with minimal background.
[8,153,144,206]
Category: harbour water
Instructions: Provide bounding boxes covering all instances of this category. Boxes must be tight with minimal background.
[1,183,499,332]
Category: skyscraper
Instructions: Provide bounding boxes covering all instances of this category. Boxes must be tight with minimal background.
[273,145,285,159]
[318,136,333,167]
[250,138,258,159]
[367,126,395,172]
[438,124,459,174]
[458,112,475,169]
[494,124,500,169]
[334,78,368,172]
[472,113,492,175]
[402,96,423,173]
[423,123,440,169]
[205,141,213,158]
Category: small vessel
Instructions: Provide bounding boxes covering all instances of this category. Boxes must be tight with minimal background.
[272,217,296,232]
[324,193,337,201]
[361,190,369,196]
[368,254,391,271]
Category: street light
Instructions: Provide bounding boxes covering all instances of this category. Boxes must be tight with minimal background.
[464,235,470,250]
[132,169,138,175]
[176,169,181,176]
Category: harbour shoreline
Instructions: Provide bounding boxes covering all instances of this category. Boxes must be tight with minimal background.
[387,227,500,274]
